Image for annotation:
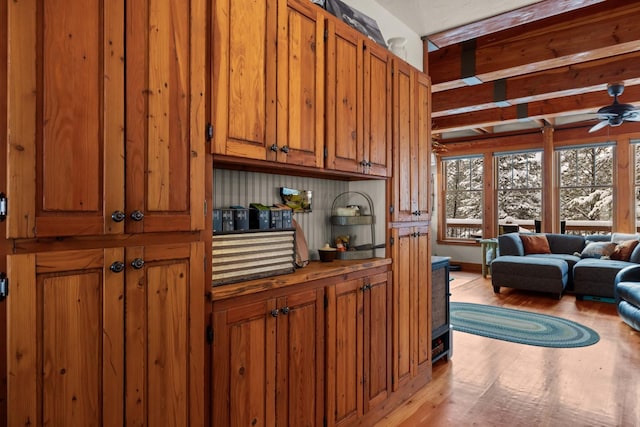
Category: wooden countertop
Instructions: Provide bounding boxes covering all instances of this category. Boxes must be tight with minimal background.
[209,257,392,301]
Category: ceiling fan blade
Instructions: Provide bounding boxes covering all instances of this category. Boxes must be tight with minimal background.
[589,120,609,133]
[623,111,640,122]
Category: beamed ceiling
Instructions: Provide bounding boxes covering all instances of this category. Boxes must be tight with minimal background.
[421,0,640,140]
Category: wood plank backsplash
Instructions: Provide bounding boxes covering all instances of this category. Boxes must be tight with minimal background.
[213,169,386,259]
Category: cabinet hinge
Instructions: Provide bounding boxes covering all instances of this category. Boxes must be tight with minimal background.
[206,123,214,142]
[204,199,208,216]
[0,192,7,222]
[389,205,394,214]
[324,294,328,309]
[206,325,214,344]
[389,236,395,246]
[0,273,7,301]
[324,146,328,159]
[324,29,328,41]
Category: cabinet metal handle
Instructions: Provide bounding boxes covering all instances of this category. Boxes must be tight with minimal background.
[111,210,126,222]
[270,309,279,317]
[270,144,279,152]
[280,145,290,154]
[413,210,421,216]
[130,210,144,221]
[131,258,145,269]
[280,306,290,315]
[110,261,125,273]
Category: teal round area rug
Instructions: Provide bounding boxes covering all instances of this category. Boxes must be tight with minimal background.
[450,302,600,348]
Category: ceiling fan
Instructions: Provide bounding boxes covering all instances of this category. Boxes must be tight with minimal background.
[589,83,640,133]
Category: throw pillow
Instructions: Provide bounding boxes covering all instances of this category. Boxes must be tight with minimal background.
[610,239,640,261]
[520,234,551,255]
[579,241,617,259]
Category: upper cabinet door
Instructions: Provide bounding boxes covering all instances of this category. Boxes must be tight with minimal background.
[326,20,391,177]
[325,18,363,174]
[211,0,277,161]
[392,61,431,222]
[414,72,432,220]
[276,0,325,168]
[362,40,392,177]
[6,0,125,238]
[126,0,206,234]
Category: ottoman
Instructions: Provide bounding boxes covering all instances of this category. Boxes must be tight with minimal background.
[491,256,568,299]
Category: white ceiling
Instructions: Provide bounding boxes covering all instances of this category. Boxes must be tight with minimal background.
[373,0,543,36]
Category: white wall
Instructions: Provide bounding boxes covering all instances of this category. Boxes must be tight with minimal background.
[339,0,424,71]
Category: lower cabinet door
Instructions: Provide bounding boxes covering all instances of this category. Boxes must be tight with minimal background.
[7,248,126,427]
[326,270,391,427]
[7,242,205,427]
[212,286,324,426]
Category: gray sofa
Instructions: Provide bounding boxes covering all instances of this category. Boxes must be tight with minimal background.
[491,232,640,299]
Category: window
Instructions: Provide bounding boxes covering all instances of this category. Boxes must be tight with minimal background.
[496,151,542,233]
[558,144,613,234]
[634,140,640,230]
[442,156,483,239]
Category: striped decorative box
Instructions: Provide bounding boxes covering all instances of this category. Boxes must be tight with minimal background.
[212,229,296,286]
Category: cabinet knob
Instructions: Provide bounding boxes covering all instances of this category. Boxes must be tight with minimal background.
[270,309,279,317]
[280,145,290,154]
[111,210,126,222]
[280,306,290,315]
[110,261,125,273]
[131,258,145,269]
[413,210,421,216]
[130,210,144,221]
[270,144,279,152]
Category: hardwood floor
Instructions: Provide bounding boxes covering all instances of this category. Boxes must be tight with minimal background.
[377,272,640,427]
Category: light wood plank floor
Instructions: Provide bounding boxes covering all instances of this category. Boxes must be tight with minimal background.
[377,272,640,427]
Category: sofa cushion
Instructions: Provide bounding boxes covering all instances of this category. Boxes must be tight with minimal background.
[611,239,640,261]
[580,241,617,259]
[545,233,586,255]
[616,281,640,307]
[611,232,640,243]
[573,258,635,298]
[629,243,640,263]
[497,233,525,256]
[520,234,551,254]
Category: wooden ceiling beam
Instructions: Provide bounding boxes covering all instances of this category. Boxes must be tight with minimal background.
[429,0,640,92]
[432,84,640,133]
[432,52,640,116]
[424,0,605,50]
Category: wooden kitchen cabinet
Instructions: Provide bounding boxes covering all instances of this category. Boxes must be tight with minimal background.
[325,269,392,426]
[212,0,325,168]
[391,61,431,222]
[212,285,325,426]
[6,242,205,426]
[5,0,205,239]
[391,225,432,390]
[325,18,392,177]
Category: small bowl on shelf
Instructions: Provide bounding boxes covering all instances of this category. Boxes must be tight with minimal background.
[318,244,337,262]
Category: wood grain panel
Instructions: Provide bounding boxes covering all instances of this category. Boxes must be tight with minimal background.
[42,0,100,212]
[147,261,189,425]
[364,42,391,177]
[7,249,125,427]
[7,0,124,238]
[394,228,412,388]
[43,273,102,425]
[277,288,323,426]
[333,278,362,426]
[364,271,391,413]
[392,61,414,221]
[127,0,205,233]
[277,0,325,168]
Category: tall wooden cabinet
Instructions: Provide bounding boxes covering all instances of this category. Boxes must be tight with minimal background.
[4,0,206,425]
[389,59,433,393]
